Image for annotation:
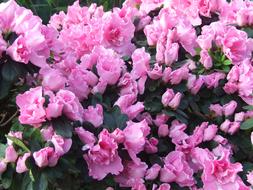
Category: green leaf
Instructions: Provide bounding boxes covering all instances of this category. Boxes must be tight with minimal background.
[0,78,11,100]
[240,118,253,130]
[1,165,14,189]
[21,173,33,190]
[5,135,30,152]
[222,65,230,73]
[103,106,128,131]
[52,117,73,138]
[223,59,232,65]
[29,170,35,182]
[243,105,253,111]
[33,173,48,190]
[1,61,25,82]
[0,144,7,159]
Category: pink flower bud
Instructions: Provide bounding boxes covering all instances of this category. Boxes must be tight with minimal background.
[5,145,18,163]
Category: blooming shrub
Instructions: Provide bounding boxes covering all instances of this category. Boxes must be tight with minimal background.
[1,0,253,189]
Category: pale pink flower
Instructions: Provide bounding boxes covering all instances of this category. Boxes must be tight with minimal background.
[0,160,6,174]
[33,147,59,168]
[16,153,31,173]
[5,145,18,163]
[84,129,123,180]
[145,164,161,180]
[83,104,103,128]
[51,134,72,156]
[16,87,46,126]
[75,127,96,145]
[56,90,84,121]
[115,161,148,187]
[160,151,195,187]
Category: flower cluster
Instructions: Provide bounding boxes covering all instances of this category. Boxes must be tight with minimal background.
[1,0,253,190]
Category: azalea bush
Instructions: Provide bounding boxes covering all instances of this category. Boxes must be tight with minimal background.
[1,0,253,189]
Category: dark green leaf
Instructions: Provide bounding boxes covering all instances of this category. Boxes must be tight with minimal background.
[52,117,73,138]
[1,165,14,189]
[33,173,48,190]
[1,61,24,82]
[0,144,7,159]
[0,78,11,99]
[240,118,253,130]
[103,106,128,131]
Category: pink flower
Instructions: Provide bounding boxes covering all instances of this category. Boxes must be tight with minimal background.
[40,67,66,91]
[95,46,124,85]
[158,124,169,137]
[115,94,144,120]
[33,147,59,168]
[75,127,96,145]
[203,72,226,89]
[200,50,212,69]
[160,151,194,187]
[187,74,204,94]
[111,128,125,144]
[157,183,171,190]
[247,171,253,186]
[169,66,189,85]
[5,145,18,163]
[123,120,150,163]
[68,67,98,100]
[209,104,223,116]
[131,48,150,79]
[102,11,135,55]
[40,126,54,141]
[51,134,72,156]
[16,152,31,173]
[176,21,197,56]
[164,41,179,66]
[45,94,64,120]
[222,27,252,63]
[0,160,6,174]
[145,137,158,154]
[223,100,237,116]
[56,90,84,121]
[16,87,46,126]
[162,89,182,109]
[84,129,123,180]
[131,182,147,190]
[118,73,138,96]
[145,164,161,180]
[148,63,163,80]
[161,89,174,107]
[115,161,148,187]
[203,124,218,141]
[83,104,103,128]
[198,147,244,190]
[153,114,169,126]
